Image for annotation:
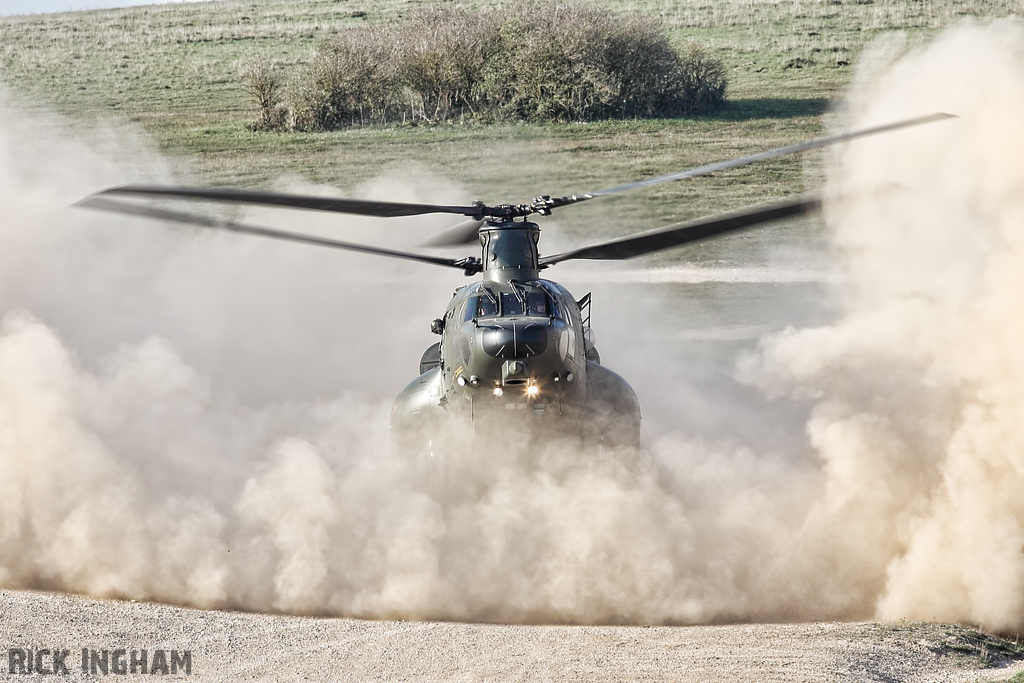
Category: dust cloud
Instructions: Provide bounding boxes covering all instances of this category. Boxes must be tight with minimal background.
[2,20,1024,630]
[740,20,1024,632]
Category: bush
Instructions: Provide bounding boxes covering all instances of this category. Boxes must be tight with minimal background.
[674,43,728,115]
[398,8,496,121]
[277,2,727,130]
[240,57,286,131]
[606,20,704,117]
[481,6,617,122]
[290,28,400,130]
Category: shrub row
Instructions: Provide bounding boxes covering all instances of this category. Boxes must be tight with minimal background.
[244,3,727,131]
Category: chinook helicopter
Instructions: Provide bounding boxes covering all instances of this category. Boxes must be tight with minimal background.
[78,113,950,460]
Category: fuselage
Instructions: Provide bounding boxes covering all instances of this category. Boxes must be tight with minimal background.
[437,276,589,418]
[391,219,640,452]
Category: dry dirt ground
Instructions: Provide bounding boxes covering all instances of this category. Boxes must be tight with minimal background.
[1,589,1023,682]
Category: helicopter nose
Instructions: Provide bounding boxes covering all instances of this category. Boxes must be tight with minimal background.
[481,321,549,358]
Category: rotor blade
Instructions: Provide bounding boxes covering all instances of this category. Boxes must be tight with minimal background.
[540,195,821,266]
[95,185,484,219]
[419,218,485,247]
[76,197,476,272]
[545,112,954,210]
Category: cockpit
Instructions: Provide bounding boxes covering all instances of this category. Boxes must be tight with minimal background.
[463,284,555,321]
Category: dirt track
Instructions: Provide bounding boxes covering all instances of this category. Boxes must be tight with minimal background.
[1,589,1022,682]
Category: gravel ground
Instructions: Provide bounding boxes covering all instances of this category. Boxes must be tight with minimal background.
[1,589,1022,682]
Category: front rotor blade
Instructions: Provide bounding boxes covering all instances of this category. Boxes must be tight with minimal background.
[544,112,954,211]
[96,185,484,219]
[76,197,474,272]
[419,218,485,247]
[540,195,820,266]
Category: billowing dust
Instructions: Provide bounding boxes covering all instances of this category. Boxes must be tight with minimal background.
[2,22,1024,630]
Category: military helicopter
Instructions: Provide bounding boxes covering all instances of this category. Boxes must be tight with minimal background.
[77,113,950,462]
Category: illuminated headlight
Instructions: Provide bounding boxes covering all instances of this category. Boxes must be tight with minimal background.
[493,387,504,397]
[526,384,540,397]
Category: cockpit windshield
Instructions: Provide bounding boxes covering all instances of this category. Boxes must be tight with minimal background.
[465,288,550,320]
[472,294,499,319]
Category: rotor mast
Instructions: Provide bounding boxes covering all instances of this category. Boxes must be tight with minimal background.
[479,219,541,284]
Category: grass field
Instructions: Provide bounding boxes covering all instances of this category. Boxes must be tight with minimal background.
[0,0,1018,247]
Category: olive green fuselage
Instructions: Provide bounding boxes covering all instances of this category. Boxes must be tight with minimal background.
[391,221,641,454]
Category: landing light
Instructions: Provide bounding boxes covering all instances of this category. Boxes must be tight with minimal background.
[493,387,504,397]
[526,385,539,397]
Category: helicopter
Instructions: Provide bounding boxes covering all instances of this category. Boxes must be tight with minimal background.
[77,112,951,465]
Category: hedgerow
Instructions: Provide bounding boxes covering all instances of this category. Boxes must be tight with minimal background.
[243,3,727,131]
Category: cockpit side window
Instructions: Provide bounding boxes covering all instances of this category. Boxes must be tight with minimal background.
[547,295,561,320]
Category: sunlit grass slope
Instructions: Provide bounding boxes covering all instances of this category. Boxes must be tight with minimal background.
[0,0,1016,246]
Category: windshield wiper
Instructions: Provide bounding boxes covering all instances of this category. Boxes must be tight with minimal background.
[507,280,528,313]
[480,283,499,308]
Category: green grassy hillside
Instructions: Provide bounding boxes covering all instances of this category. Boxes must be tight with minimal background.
[0,0,1017,244]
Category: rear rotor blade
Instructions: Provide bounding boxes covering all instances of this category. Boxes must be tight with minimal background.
[540,112,954,212]
[76,197,480,273]
[96,185,484,219]
[540,195,821,266]
[419,218,485,247]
